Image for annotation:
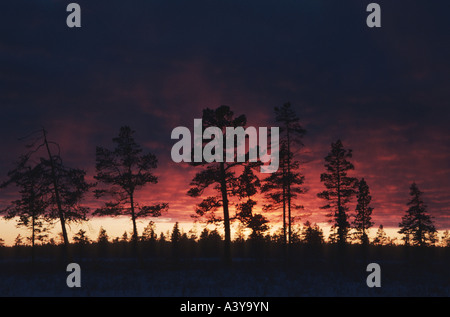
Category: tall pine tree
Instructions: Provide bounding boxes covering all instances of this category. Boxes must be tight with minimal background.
[262,103,306,245]
[261,144,288,244]
[187,105,246,264]
[317,139,357,245]
[2,129,91,250]
[94,126,168,245]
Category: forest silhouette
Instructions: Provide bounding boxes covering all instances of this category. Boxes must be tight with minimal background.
[0,104,449,296]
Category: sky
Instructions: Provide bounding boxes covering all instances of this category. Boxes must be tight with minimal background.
[1,1,449,245]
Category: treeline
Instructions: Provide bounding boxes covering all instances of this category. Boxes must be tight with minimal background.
[5,221,450,250]
[0,104,446,262]
[3,225,450,268]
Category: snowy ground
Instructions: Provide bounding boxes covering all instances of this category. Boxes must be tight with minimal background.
[1,257,448,296]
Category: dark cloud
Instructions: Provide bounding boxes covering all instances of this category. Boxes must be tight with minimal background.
[1,0,449,236]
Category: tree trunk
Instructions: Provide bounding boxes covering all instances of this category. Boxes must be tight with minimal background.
[282,169,286,246]
[336,160,344,245]
[219,162,232,265]
[129,192,139,244]
[282,167,288,262]
[129,191,143,263]
[31,208,35,262]
[29,186,36,262]
[286,131,292,245]
[43,129,69,250]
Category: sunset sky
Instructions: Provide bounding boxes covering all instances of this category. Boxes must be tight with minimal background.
[1,1,449,245]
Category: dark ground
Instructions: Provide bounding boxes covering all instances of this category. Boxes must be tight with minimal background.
[0,242,449,296]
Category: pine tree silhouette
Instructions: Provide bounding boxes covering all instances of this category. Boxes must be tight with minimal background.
[121,231,129,242]
[318,140,358,245]
[398,182,436,246]
[261,148,288,244]
[301,221,325,246]
[246,214,270,240]
[97,227,109,244]
[2,128,91,252]
[187,105,247,265]
[141,221,157,242]
[352,178,374,245]
[171,222,181,245]
[94,126,168,248]
[40,128,91,249]
[441,231,450,247]
[262,102,306,245]
[14,234,24,246]
[73,229,91,245]
[373,224,388,246]
[1,159,49,259]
